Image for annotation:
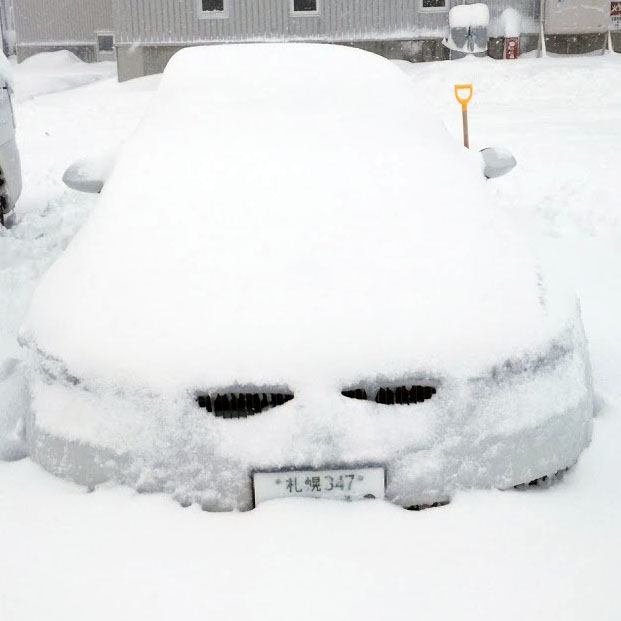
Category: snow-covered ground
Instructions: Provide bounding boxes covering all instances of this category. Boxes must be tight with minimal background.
[1,51,620,620]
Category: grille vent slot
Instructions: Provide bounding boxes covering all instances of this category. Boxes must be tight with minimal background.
[197,392,294,418]
[342,385,436,405]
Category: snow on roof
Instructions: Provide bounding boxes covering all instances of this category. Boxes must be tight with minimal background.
[21,44,573,393]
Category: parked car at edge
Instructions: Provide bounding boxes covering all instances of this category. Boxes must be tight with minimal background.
[0,57,22,226]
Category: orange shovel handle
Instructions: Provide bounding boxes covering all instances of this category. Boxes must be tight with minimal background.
[454,84,474,111]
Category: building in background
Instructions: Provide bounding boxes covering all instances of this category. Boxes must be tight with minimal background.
[113,0,547,81]
[14,0,114,63]
[10,0,615,80]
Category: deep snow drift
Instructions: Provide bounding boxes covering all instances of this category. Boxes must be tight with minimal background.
[1,50,620,620]
[11,50,116,103]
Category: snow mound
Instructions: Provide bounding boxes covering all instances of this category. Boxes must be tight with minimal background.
[18,50,84,70]
[13,51,116,102]
[500,8,522,38]
[21,43,574,395]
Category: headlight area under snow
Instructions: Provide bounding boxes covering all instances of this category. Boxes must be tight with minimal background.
[25,316,592,511]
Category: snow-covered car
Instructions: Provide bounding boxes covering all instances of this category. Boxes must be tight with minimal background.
[0,55,22,226]
[20,44,593,511]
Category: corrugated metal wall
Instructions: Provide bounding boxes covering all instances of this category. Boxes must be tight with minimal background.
[115,0,416,44]
[13,0,543,47]
[14,0,113,44]
[112,0,540,45]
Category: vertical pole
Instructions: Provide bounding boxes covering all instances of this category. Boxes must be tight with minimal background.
[462,107,469,149]
[538,0,547,58]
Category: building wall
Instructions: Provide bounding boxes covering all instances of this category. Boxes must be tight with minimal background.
[10,0,610,50]
[112,0,543,80]
[11,0,614,78]
[111,0,539,46]
[114,0,444,45]
[545,0,609,35]
[14,0,112,45]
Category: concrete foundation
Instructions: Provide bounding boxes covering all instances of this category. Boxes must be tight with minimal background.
[487,35,539,59]
[488,32,610,59]
[544,32,608,54]
[343,39,449,63]
[116,31,615,82]
[116,45,180,82]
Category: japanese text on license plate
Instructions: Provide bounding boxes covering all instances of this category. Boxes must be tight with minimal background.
[282,473,357,494]
[253,468,385,505]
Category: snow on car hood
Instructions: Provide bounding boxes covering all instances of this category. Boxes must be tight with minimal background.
[21,44,575,394]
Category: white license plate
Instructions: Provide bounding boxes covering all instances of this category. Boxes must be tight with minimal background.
[253,468,385,505]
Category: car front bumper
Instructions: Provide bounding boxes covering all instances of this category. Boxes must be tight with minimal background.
[25,318,594,511]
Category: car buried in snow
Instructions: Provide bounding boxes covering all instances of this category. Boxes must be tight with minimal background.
[0,57,22,227]
[20,44,593,511]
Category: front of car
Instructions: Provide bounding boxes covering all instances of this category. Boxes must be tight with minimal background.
[20,44,593,510]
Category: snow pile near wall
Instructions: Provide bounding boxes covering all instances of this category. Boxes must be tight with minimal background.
[13,51,116,102]
[500,8,522,38]
[20,44,574,396]
[19,50,84,70]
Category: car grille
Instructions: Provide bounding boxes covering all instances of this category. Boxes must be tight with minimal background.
[197,392,294,418]
[342,385,436,405]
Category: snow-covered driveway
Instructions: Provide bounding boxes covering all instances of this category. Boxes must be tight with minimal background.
[1,52,620,620]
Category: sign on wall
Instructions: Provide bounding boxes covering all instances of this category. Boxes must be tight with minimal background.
[504,37,519,58]
[612,1,621,30]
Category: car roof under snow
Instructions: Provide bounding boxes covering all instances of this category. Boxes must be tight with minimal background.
[21,44,574,393]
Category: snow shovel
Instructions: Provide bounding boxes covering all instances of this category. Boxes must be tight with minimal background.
[454,84,473,148]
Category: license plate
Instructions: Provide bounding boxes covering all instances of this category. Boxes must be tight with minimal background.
[253,468,385,505]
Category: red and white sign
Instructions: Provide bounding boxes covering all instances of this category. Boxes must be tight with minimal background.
[612,1,621,31]
[504,37,519,59]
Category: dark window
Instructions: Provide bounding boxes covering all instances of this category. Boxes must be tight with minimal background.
[202,0,224,12]
[293,0,317,12]
[97,35,114,52]
[421,0,446,8]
